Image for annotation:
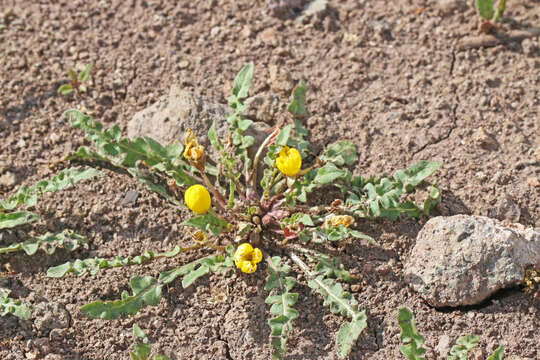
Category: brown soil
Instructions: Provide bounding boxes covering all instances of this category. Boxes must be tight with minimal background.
[1,0,539,359]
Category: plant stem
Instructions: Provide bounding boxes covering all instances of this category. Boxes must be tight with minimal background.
[250,128,280,191]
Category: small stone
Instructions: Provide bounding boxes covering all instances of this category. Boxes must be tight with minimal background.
[405,215,540,307]
[260,28,279,46]
[178,60,190,69]
[533,147,540,162]
[244,93,282,123]
[210,26,221,38]
[49,133,60,144]
[0,171,16,187]
[488,194,521,223]
[472,127,498,151]
[351,284,362,292]
[435,0,468,15]
[120,189,139,206]
[32,302,71,336]
[303,0,328,17]
[435,334,451,357]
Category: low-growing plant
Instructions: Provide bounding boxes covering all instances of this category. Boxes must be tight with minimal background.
[475,0,506,33]
[57,63,93,96]
[398,307,505,360]
[0,167,102,319]
[523,266,539,300]
[130,324,170,360]
[49,63,442,359]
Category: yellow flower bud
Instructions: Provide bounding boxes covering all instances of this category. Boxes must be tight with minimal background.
[276,146,302,177]
[234,243,263,274]
[183,129,206,169]
[184,184,211,214]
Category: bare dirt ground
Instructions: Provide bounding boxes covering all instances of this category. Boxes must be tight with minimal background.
[0,0,539,359]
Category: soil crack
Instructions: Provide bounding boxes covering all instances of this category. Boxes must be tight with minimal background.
[412,101,458,155]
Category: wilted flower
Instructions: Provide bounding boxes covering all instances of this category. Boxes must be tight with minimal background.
[234,243,262,274]
[184,184,211,214]
[184,129,205,168]
[323,215,355,229]
[276,146,302,177]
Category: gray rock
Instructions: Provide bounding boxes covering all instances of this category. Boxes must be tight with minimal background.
[32,302,71,336]
[120,189,139,206]
[405,215,540,307]
[244,93,282,124]
[127,85,269,161]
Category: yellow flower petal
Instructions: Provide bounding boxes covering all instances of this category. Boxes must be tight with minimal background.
[276,146,302,177]
[239,260,257,274]
[184,184,211,214]
[234,243,253,264]
[252,248,263,264]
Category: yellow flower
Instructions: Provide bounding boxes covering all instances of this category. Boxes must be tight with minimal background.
[276,146,302,177]
[323,215,355,228]
[234,243,263,274]
[184,129,205,164]
[184,184,211,214]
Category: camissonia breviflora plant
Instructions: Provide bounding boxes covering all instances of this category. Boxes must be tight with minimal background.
[0,167,102,319]
[48,63,442,359]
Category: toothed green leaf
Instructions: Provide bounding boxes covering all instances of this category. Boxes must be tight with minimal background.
[288,81,308,118]
[47,246,182,278]
[336,312,367,358]
[448,334,480,360]
[232,62,254,99]
[79,63,93,82]
[265,256,298,359]
[0,290,32,320]
[0,211,39,230]
[398,307,426,360]
[0,167,102,211]
[320,141,358,167]
[487,345,504,360]
[0,230,87,255]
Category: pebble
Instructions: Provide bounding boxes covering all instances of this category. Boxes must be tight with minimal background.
[0,171,16,187]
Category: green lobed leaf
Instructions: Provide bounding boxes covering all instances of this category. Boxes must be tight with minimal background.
[0,211,39,230]
[0,290,32,320]
[476,0,494,20]
[232,62,254,99]
[288,81,308,118]
[305,250,356,282]
[393,161,442,191]
[308,275,359,318]
[313,163,347,185]
[46,246,181,278]
[58,84,74,95]
[81,276,162,319]
[289,118,310,158]
[275,124,293,146]
[448,334,480,360]
[336,311,368,359]
[487,345,504,360]
[398,307,426,360]
[181,213,229,236]
[265,256,298,360]
[0,230,87,256]
[0,167,102,211]
[320,141,358,167]
[79,63,93,82]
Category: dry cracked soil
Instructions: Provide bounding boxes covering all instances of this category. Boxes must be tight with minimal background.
[0,0,539,359]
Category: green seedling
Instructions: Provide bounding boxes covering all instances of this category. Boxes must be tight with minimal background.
[0,167,102,319]
[130,324,171,360]
[398,308,505,360]
[475,0,506,33]
[49,63,442,359]
[57,63,93,96]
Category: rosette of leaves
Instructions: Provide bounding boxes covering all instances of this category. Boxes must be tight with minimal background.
[398,308,505,360]
[51,63,442,359]
[58,63,93,95]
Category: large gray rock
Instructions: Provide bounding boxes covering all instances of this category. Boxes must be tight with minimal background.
[127,85,270,160]
[405,215,540,307]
